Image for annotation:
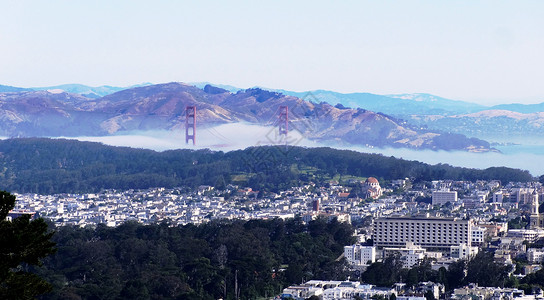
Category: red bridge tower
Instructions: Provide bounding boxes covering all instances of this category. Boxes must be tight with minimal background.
[279,105,288,138]
[185,106,196,145]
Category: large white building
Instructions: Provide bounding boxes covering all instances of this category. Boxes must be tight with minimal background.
[493,190,506,203]
[431,190,458,206]
[507,229,544,243]
[344,245,376,266]
[450,243,479,260]
[373,217,472,249]
[383,242,426,268]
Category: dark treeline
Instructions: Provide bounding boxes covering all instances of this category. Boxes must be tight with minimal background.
[34,216,544,299]
[361,252,512,292]
[0,138,534,194]
[362,251,544,295]
[37,217,354,300]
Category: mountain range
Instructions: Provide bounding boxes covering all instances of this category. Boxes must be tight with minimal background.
[0,84,32,93]
[5,82,543,114]
[190,84,544,140]
[0,82,494,152]
[0,83,152,98]
[262,89,544,140]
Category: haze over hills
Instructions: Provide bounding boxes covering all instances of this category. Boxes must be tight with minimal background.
[0,82,493,152]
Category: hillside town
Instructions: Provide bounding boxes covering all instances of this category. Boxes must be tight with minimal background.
[9,177,544,300]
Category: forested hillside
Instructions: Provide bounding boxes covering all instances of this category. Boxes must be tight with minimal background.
[35,218,544,299]
[37,218,354,299]
[0,138,534,194]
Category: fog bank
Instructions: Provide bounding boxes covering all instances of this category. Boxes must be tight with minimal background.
[57,123,544,176]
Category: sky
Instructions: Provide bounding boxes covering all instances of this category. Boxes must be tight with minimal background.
[1,1,543,105]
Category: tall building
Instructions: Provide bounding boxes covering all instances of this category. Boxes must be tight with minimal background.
[373,217,472,249]
[529,190,542,229]
[431,190,458,206]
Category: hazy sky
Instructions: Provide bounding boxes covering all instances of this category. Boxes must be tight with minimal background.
[1,1,543,105]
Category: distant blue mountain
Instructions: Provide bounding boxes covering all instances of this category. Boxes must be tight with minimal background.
[0,84,33,93]
[266,89,487,116]
[490,102,544,113]
[5,82,543,116]
[190,82,242,93]
[31,83,153,98]
[198,84,544,117]
[387,93,488,113]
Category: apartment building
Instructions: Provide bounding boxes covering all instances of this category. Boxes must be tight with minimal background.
[373,217,471,249]
[431,190,458,206]
[450,243,479,260]
[344,245,376,266]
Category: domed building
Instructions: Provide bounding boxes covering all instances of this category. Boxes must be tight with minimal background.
[363,177,382,199]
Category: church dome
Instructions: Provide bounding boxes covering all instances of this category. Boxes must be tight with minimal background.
[366,177,379,184]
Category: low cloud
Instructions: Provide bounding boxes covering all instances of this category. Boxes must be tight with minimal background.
[68,123,319,152]
[64,124,544,176]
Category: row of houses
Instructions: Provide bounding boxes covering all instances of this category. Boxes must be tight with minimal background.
[281,280,527,300]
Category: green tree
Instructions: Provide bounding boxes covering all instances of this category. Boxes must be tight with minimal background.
[466,252,511,287]
[445,259,466,291]
[362,252,404,287]
[118,279,150,300]
[424,290,436,300]
[0,191,56,299]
